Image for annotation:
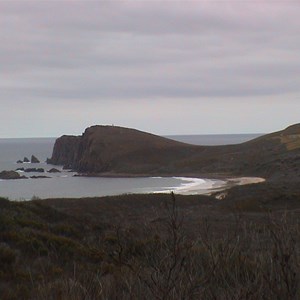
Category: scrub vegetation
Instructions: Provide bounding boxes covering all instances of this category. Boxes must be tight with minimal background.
[0,186,299,299]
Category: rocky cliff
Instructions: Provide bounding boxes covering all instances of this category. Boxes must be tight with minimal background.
[48,124,300,180]
[47,135,81,169]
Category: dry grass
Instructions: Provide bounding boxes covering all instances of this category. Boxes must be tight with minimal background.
[273,134,300,151]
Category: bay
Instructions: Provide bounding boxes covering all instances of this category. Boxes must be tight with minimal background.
[0,134,262,200]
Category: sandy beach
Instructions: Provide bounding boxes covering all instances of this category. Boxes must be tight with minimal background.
[156,176,266,195]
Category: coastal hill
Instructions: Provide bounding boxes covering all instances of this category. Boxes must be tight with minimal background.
[47,124,300,180]
[47,125,199,174]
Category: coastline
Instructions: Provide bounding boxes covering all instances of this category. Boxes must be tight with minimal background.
[74,172,266,195]
[150,176,265,196]
[227,177,266,186]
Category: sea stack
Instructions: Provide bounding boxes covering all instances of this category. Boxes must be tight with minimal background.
[31,155,40,163]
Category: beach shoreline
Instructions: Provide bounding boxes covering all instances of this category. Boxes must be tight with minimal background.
[152,176,266,196]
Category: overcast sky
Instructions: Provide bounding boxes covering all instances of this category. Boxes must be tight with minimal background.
[1,0,300,137]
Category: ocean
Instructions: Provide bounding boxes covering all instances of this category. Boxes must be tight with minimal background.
[0,134,262,200]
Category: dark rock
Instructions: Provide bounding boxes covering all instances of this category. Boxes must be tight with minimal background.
[63,165,73,170]
[31,155,40,163]
[24,168,45,173]
[48,168,61,173]
[30,175,50,179]
[23,157,30,163]
[16,160,23,164]
[0,170,27,180]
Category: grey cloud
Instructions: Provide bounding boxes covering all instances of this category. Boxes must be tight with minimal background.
[0,1,300,136]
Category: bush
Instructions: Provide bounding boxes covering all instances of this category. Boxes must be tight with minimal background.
[0,243,17,271]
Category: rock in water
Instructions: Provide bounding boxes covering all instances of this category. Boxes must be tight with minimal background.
[48,168,61,173]
[0,170,27,180]
[31,155,40,163]
[30,175,50,179]
[23,157,30,163]
[24,168,45,173]
[16,160,23,164]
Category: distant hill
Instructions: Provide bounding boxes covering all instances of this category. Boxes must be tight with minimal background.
[48,124,300,181]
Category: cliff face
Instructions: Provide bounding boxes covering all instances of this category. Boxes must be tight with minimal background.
[47,135,81,168]
[48,124,300,180]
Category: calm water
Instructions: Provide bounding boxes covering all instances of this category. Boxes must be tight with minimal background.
[0,134,262,200]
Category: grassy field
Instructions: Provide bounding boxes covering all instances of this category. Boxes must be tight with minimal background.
[0,182,299,299]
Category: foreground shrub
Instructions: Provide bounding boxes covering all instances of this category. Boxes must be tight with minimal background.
[92,193,300,299]
[0,193,299,299]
